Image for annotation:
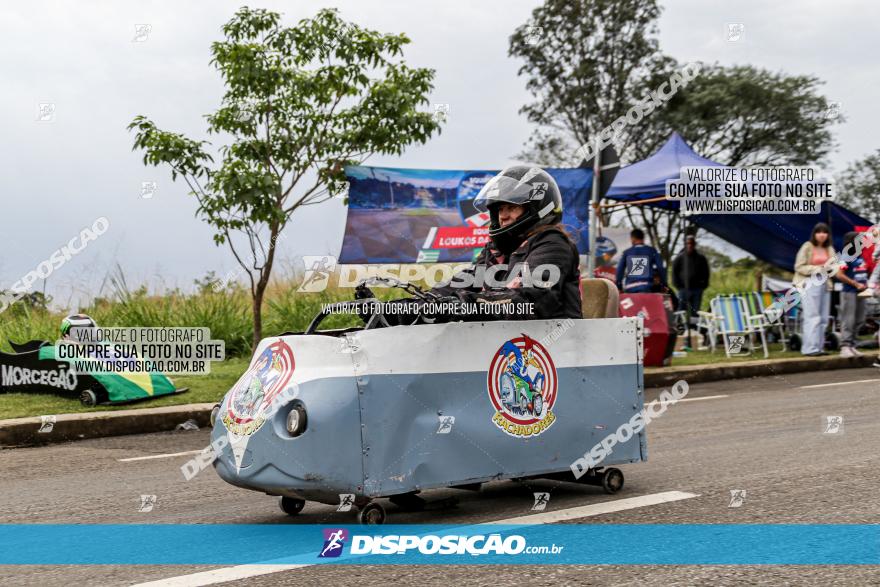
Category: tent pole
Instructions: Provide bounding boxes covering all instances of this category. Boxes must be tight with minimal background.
[682,213,692,351]
[600,195,670,210]
[587,137,601,277]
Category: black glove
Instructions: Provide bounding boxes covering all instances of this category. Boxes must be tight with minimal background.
[355,283,375,301]
[354,284,377,323]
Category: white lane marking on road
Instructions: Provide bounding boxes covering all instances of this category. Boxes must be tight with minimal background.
[129,490,699,587]
[641,395,726,408]
[131,565,309,586]
[799,379,880,389]
[674,394,728,403]
[490,490,699,524]
[118,449,203,462]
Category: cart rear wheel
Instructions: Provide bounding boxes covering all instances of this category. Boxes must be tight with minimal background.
[358,502,386,525]
[602,468,624,494]
[787,334,802,352]
[80,389,97,407]
[279,496,305,516]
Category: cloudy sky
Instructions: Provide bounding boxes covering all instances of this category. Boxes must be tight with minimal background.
[1,0,877,309]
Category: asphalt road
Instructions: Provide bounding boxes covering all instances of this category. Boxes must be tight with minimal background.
[1,367,878,586]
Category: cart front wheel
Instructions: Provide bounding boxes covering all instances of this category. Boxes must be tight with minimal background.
[279,496,305,516]
[358,502,386,525]
[602,468,624,494]
[80,389,97,407]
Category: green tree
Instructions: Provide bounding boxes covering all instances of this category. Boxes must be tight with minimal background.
[509,0,675,166]
[129,7,441,347]
[626,65,841,263]
[509,0,841,266]
[654,65,838,167]
[836,149,880,222]
[697,245,733,270]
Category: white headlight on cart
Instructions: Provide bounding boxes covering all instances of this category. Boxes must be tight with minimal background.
[286,404,307,437]
[210,403,221,428]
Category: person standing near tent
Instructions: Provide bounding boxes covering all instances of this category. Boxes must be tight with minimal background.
[793,223,838,356]
[672,235,710,317]
[616,229,667,294]
[837,231,869,357]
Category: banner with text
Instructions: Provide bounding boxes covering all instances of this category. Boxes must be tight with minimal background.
[339,166,593,263]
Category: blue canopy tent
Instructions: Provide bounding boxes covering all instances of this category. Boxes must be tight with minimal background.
[605,133,873,271]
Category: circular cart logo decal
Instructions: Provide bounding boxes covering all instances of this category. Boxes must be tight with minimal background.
[487,334,557,438]
[222,340,295,436]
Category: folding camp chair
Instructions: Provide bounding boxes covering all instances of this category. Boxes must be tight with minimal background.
[698,295,769,358]
[695,309,718,352]
[741,291,787,348]
[759,288,804,350]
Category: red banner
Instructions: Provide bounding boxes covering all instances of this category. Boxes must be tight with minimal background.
[855,225,875,272]
[422,226,491,250]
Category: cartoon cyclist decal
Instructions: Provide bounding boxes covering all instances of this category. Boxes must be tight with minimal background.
[488,334,557,438]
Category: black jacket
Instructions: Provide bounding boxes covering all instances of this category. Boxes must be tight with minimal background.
[672,250,710,290]
[431,226,583,321]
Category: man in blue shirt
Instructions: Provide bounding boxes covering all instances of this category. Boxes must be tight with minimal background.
[615,229,667,294]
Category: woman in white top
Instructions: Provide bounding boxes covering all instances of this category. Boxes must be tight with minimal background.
[793,223,836,356]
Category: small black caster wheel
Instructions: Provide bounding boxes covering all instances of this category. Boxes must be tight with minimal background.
[825,333,840,351]
[602,468,624,494]
[787,334,801,352]
[80,389,97,407]
[358,502,386,525]
[279,496,305,516]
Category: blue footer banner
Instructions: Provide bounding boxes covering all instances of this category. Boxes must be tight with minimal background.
[1,525,878,565]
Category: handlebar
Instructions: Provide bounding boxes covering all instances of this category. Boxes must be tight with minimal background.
[304,278,435,334]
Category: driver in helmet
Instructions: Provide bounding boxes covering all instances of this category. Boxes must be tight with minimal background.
[60,313,97,340]
[358,166,582,323]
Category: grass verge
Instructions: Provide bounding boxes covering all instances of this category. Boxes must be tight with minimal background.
[664,343,803,367]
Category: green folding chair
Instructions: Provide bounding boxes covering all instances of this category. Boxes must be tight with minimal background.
[700,295,769,358]
[741,291,787,348]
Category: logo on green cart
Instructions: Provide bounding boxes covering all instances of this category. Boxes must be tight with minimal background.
[487,334,557,438]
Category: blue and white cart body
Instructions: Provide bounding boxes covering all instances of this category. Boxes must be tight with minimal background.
[211,317,646,522]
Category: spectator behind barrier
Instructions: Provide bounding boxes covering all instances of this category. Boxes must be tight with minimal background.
[615,228,667,294]
[672,235,710,318]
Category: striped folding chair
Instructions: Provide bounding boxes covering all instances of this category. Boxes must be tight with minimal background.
[762,290,802,350]
[699,295,769,358]
[741,291,787,348]
[741,292,764,322]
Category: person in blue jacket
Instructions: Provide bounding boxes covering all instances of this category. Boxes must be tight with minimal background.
[615,229,667,293]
